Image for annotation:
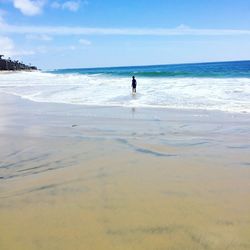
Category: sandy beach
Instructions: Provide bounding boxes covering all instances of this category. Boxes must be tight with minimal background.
[0,92,250,250]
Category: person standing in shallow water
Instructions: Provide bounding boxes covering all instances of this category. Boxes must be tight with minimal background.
[132,76,137,94]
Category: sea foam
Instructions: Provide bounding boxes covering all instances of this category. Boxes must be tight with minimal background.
[0,71,250,113]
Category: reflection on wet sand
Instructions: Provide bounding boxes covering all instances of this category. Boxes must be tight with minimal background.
[0,94,250,250]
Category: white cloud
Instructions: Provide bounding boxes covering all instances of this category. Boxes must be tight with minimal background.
[0,36,14,56]
[26,34,53,41]
[79,38,91,45]
[51,0,87,11]
[1,22,250,36]
[62,1,80,11]
[0,35,34,57]
[13,0,45,16]
[176,24,191,30]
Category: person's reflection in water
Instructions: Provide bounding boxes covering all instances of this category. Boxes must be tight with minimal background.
[131,107,136,118]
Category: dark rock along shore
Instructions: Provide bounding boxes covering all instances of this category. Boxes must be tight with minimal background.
[0,55,37,71]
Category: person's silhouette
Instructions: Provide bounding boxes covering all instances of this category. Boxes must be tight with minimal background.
[132,76,137,94]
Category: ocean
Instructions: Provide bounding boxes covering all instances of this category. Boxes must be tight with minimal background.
[0,60,250,113]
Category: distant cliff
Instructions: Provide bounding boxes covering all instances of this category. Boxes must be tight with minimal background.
[0,55,37,71]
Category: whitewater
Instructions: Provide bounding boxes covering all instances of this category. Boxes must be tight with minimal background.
[0,61,250,113]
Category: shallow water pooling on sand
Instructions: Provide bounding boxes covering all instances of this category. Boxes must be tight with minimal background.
[0,93,250,250]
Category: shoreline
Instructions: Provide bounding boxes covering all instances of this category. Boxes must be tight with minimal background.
[1,68,249,114]
[2,91,250,117]
[0,69,40,74]
[0,92,250,250]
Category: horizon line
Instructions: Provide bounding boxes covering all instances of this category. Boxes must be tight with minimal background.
[48,59,250,71]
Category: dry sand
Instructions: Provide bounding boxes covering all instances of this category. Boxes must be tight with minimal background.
[0,93,250,250]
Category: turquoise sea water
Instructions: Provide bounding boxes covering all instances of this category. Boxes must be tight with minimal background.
[0,61,250,113]
[52,60,250,78]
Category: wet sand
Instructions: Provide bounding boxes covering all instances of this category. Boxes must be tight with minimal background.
[0,93,250,250]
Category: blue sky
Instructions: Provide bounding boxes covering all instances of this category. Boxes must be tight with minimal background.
[0,0,250,69]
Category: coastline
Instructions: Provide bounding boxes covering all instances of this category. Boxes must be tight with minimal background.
[0,92,250,250]
[0,71,19,74]
[1,67,249,114]
[0,69,40,74]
